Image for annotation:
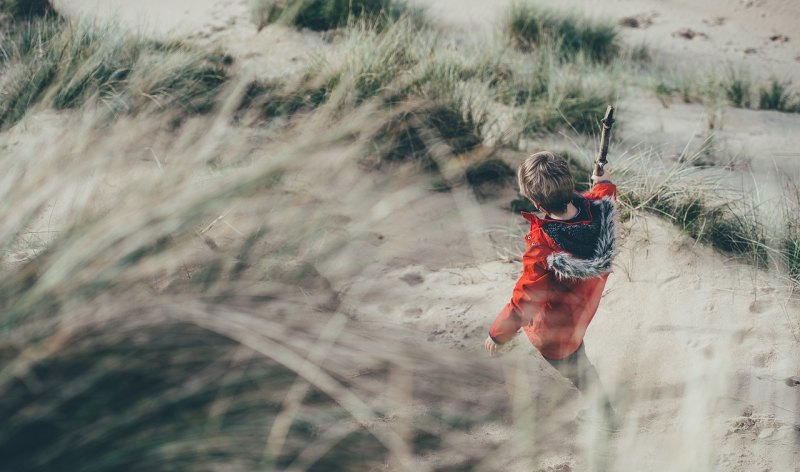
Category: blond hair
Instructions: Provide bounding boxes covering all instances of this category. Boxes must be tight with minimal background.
[517,151,575,214]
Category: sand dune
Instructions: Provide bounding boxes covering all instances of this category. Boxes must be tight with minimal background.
[30,0,800,469]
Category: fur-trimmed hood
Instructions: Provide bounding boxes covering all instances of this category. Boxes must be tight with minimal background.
[543,196,617,280]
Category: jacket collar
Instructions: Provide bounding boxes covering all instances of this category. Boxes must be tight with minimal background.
[522,196,592,226]
[521,211,541,225]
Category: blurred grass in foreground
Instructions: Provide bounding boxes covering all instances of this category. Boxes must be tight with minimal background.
[0,93,519,471]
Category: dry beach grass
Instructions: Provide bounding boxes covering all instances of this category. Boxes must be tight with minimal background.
[0,1,799,470]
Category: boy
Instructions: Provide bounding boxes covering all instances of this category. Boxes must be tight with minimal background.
[484,151,617,413]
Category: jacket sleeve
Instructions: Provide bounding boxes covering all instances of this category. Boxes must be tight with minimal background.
[488,243,551,344]
[583,182,617,201]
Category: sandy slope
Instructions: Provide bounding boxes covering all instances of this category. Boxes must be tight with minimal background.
[343,207,800,470]
[54,0,247,37]
[412,0,800,75]
[39,0,800,469]
[55,0,800,73]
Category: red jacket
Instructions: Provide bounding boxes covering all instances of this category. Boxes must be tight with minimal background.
[489,182,618,360]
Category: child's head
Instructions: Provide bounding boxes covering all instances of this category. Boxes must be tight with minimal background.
[518,151,574,214]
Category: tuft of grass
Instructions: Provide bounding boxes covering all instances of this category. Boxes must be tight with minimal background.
[654,66,800,115]
[316,20,493,173]
[617,155,768,263]
[0,19,228,128]
[0,0,55,19]
[723,68,753,108]
[324,20,420,105]
[235,79,330,122]
[700,77,729,131]
[491,41,617,137]
[465,157,515,199]
[250,0,424,32]
[758,77,797,112]
[504,2,619,63]
[627,42,651,64]
[650,66,703,107]
[783,227,800,285]
[371,99,484,171]
[781,189,800,285]
[514,64,614,135]
[522,86,611,134]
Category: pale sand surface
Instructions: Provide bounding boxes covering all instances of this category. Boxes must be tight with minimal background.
[411,0,800,73]
[38,0,800,469]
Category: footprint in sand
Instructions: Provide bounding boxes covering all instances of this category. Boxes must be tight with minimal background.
[727,409,782,441]
[702,17,726,26]
[734,327,754,343]
[618,13,655,29]
[701,344,714,359]
[751,349,775,368]
[400,271,424,286]
[673,28,708,40]
[769,34,790,43]
[404,307,423,318]
[748,298,771,313]
[427,329,445,342]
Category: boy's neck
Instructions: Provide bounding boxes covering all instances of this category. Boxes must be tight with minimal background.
[547,202,579,221]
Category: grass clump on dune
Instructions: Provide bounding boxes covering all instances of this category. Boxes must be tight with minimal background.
[497,4,618,135]
[465,157,515,199]
[324,18,613,152]
[723,68,754,108]
[504,2,619,63]
[616,155,768,264]
[370,99,485,176]
[654,66,800,114]
[780,189,800,285]
[720,72,798,113]
[0,0,55,19]
[514,68,613,134]
[250,0,424,31]
[782,224,800,285]
[234,78,330,123]
[273,20,495,188]
[495,47,615,135]
[758,77,799,112]
[236,12,615,194]
[0,19,229,129]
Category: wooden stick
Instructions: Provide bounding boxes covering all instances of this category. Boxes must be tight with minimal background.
[593,106,616,178]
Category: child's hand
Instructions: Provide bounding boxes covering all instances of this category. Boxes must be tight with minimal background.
[484,336,499,356]
[591,167,612,183]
